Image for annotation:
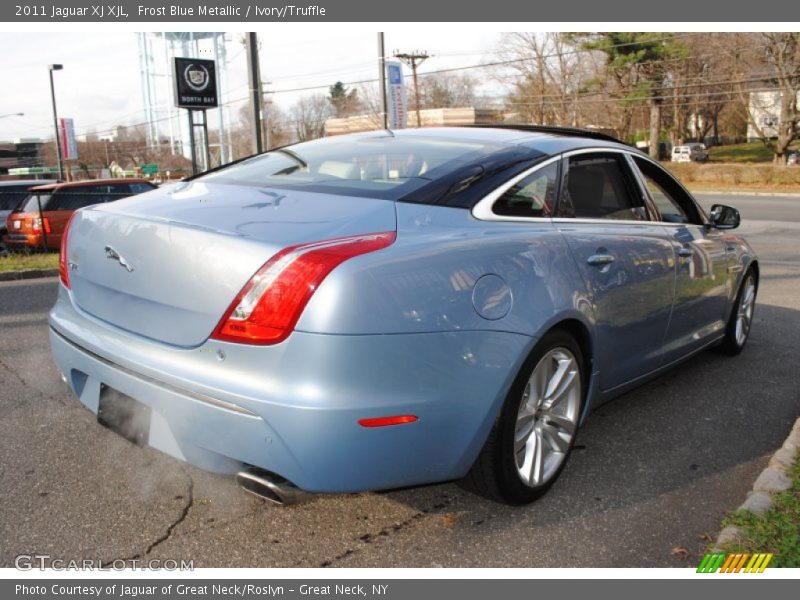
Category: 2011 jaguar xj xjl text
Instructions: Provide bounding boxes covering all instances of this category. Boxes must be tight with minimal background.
[49,127,758,505]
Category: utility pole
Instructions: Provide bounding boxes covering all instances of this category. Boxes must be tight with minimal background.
[393,50,429,128]
[245,32,263,154]
[378,33,388,129]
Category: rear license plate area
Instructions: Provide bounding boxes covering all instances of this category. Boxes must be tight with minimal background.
[98,385,150,447]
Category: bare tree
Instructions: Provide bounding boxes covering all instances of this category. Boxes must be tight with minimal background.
[496,33,594,127]
[417,73,478,109]
[354,82,389,129]
[290,94,331,142]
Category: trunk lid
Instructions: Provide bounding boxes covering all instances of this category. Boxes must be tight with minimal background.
[67,181,396,347]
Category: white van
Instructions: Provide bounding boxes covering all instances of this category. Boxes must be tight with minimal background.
[671,143,708,163]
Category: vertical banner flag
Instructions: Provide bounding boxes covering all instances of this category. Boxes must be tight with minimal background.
[59,118,78,160]
[385,60,408,129]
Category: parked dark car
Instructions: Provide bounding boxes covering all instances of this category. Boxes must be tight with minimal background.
[4,179,156,251]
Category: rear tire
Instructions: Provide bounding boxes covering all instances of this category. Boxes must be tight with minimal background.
[718,268,757,356]
[460,329,585,505]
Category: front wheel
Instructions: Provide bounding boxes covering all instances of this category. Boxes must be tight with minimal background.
[460,329,585,505]
[718,269,757,355]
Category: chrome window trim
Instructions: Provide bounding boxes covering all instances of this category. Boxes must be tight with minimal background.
[472,146,655,225]
[471,154,562,222]
[550,217,665,227]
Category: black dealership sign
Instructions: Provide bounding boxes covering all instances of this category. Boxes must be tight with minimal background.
[173,57,218,109]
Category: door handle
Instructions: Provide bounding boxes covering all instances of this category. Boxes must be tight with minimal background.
[587,254,615,266]
[677,247,694,257]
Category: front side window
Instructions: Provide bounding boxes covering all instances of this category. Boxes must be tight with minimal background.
[492,161,559,218]
[558,153,646,221]
[632,156,703,225]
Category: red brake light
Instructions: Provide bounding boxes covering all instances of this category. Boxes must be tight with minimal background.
[43,217,51,235]
[211,231,396,345]
[59,213,77,288]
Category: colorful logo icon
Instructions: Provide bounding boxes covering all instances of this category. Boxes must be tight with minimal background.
[697,553,773,573]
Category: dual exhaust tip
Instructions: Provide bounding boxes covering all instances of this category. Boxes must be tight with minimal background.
[236,468,310,506]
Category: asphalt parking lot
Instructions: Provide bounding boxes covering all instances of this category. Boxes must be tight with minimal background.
[1,193,798,568]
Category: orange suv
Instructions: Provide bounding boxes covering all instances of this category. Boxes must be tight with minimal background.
[4,179,156,251]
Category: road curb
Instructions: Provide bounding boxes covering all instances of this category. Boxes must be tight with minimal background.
[714,417,800,551]
[0,269,59,282]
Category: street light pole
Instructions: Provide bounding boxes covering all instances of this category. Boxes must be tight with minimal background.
[0,112,24,119]
[48,64,64,181]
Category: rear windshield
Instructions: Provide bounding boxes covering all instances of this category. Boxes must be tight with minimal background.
[18,193,53,213]
[200,134,503,200]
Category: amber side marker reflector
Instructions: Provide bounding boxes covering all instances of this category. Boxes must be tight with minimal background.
[358,415,419,428]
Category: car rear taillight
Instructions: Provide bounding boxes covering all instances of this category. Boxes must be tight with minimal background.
[28,217,50,234]
[211,231,396,345]
[59,213,77,288]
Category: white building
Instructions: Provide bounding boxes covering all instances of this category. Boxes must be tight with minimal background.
[747,89,800,141]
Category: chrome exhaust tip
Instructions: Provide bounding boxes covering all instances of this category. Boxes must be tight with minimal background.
[236,468,310,506]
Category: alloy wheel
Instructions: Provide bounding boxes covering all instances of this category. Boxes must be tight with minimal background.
[514,348,582,487]
[735,275,756,347]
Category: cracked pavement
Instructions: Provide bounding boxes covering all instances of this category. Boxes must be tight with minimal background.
[0,193,798,568]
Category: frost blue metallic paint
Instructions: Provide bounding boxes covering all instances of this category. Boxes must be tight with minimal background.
[48,128,758,495]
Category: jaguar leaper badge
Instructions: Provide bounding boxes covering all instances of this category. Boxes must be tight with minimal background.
[104,245,134,273]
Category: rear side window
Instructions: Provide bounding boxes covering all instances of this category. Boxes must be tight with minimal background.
[492,161,559,218]
[127,182,156,194]
[49,186,105,210]
[558,153,647,221]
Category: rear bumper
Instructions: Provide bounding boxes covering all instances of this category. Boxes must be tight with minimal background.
[3,232,42,248]
[49,286,532,493]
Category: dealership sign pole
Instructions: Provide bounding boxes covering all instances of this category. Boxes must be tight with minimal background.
[173,57,218,175]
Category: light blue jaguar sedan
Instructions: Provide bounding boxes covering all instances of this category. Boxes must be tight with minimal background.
[49,126,758,505]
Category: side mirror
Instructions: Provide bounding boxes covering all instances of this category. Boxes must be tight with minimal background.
[709,204,740,230]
